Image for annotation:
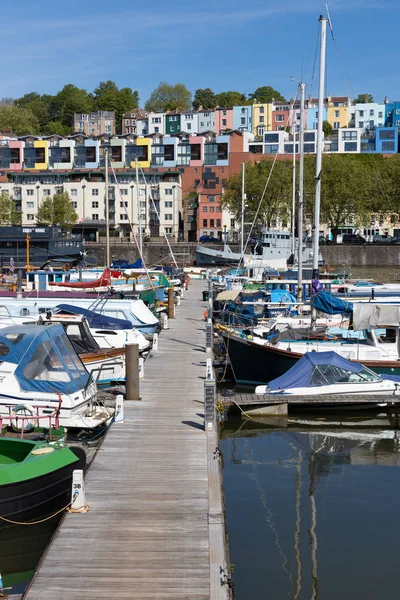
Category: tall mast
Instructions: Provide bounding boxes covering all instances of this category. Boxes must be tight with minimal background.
[291,120,297,258]
[297,81,306,304]
[311,15,328,327]
[136,159,143,258]
[241,162,245,257]
[104,146,110,267]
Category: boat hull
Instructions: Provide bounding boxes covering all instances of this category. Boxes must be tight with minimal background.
[220,331,400,385]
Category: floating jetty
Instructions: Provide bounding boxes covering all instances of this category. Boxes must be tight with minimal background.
[25,279,230,600]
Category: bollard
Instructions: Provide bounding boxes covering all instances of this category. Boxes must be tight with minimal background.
[177,294,181,307]
[206,357,213,379]
[206,318,213,354]
[204,377,216,431]
[181,286,185,299]
[125,343,140,400]
[163,313,169,330]
[139,357,144,379]
[69,469,88,513]
[152,332,159,351]
[115,394,124,423]
[168,287,175,319]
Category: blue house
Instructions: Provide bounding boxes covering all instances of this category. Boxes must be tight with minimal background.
[233,105,252,132]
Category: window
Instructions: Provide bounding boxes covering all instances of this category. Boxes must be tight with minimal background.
[202,206,207,212]
[222,110,226,116]
[241,108,245,114]
[154,127,159,133]
[259,116,264,123]
[27,214,34,220]
[164,201,172,208]
[26,201,34,209]
[216,219,221,227]
[382,141,395,151]
[378,112,383,118]
[92,189,99,196]
[344,142,357,151]
[120,214,128,220]
[72,202,77,208]
[27,189,34,196]
[92,214,99,220]
[92,201,99,208]
[259,106,264,114]
[359,110,364,117]
[187,123,191,130]
[222,119,227,126]
[216,206,221,212]
[358,121,364,128]
[70,189,77,196]
[43,189,51,196]
[342,131,357,140]
[169,116,178,121]
[209,206,214,213]
[208,195,215,202]
[200,122,204,127]
[164,214,173,220]
[121,188,128,195]
[165,227,172,234]
[152,117,161,124]
[304,132,315,142]
[240,117,246,125]
[275,115,284,122]
[334,110,340,118]
[210,219,215,227]
[120,201,128,207]
[379,129,395,140]
[203,219,207,227]
[334,122,340,129]
[369,109,374,116]
[265,133,279,143]
[165,188,173,195]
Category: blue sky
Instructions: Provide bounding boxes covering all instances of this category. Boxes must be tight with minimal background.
[2,0,398,104]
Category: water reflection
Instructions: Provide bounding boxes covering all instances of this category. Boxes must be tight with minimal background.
[221,415,400,600]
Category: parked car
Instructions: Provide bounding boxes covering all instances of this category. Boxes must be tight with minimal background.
[199,235,221,243]
[372,234,397,244]
[342,234,366,245]
[319,236,332,245]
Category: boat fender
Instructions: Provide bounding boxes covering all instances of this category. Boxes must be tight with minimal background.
[10,404,36,433]
[204,309,208,320]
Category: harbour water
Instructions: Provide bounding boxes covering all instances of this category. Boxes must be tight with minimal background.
[221,415,400,600]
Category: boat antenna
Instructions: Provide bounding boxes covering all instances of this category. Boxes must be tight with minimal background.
[325,4,334,37]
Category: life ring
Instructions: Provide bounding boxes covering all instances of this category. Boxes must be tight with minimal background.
[11,404,36,433]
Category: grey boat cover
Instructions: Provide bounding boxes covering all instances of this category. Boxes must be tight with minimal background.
[353,304,400,330]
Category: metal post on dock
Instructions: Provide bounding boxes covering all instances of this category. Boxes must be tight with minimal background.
[152,332,159,351]
[114,394,124,423]
[204,372,216,431]
[168,287,175,319]
[16,269,22,299]
[68,470,88,513]
[125,343,140,400]
[206,318,213,354]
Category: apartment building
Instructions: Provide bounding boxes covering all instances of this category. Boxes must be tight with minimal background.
[121,109,148,135]
[73,111,116,136]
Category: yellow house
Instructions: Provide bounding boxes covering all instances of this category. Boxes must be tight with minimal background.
[33,140,49,170]
[326,96,351,129]
[252,103,273,136]
[131,138,151,169]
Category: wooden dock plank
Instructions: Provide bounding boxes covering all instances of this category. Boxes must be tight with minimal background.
[221,391,400,405]
[25,280,229,600]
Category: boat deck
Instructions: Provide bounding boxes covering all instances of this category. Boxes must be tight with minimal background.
[25,279,229,600]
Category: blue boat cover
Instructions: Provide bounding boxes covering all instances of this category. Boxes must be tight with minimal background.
[268,351,365,390]
[0,324,89,395]
[312,290,353,315]
[55,304,133,331]
[270,289,297,304]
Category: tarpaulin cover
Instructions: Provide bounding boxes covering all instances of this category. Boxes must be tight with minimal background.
[353,304,400,330]
[55,304,133,331]
[270,289,297,304]
[1,324,90,394]
[312,291,353,315]
[268,351,364,391]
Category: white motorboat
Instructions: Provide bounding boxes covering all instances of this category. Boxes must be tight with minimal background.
[0,324,114,429]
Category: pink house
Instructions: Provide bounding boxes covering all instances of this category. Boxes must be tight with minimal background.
[214,108,233,134]
[188,135,204,166]
[0,140,24,170]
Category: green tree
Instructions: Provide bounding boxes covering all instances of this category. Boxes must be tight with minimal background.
[215,91,248,108]
[354,94,374,104]
[249,86,285,103]
[0,192,22,225]
[322,120,332,136]
[0,104,39,135]
[41,121,74,136]
[50,84,94,128]
[221,160,293,227]
[145,82,192,112]
[192,88,217,110]
[92,81,139,133]
[14,92,52,130]
[37,192,78,228]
